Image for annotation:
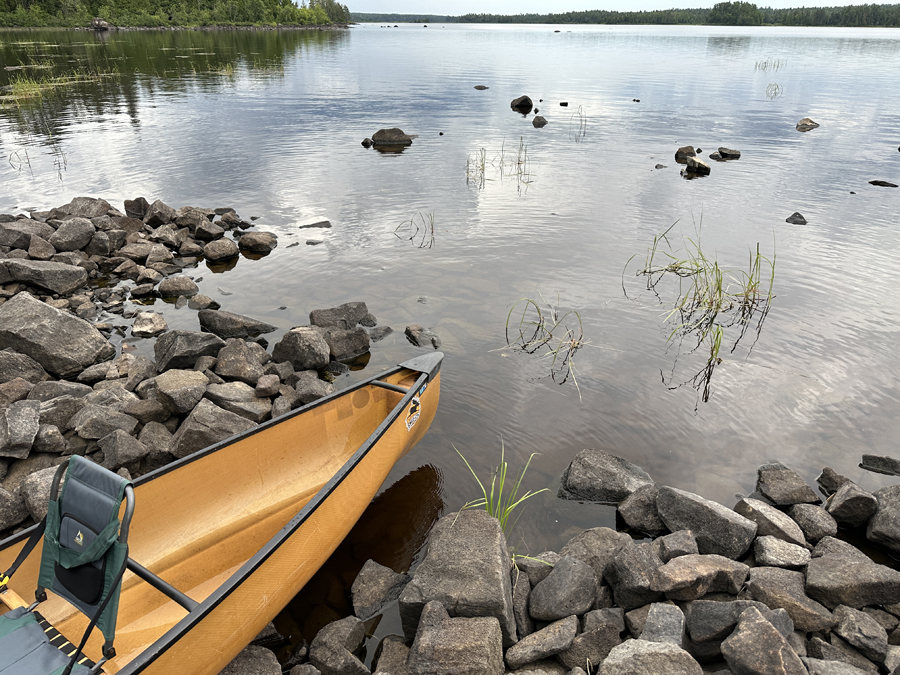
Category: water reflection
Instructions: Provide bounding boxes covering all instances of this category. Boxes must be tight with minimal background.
[272,464,444,659]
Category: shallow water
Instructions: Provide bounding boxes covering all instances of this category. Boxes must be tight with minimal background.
[2,22,900,655]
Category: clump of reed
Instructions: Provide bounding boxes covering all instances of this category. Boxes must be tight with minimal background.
[394,211,434,249]
[625,220,776,405]
[569,104,586,142]
[755,57,786,72]
[1,67,117,106]
[465,137,534,194]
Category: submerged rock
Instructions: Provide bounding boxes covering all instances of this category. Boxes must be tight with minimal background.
[674,146,696,163]
[372,128,413,147]
[796,117,820,131]
[532,116,548,128]
[558,448,654,504]
[510,95,533,113]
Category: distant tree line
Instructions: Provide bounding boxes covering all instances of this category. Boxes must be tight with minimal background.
[350,12,456,22]
[457,2,900,27]
[0,0,349,27]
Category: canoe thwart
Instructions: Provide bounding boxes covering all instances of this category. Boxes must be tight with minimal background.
[126,559,199,613]
[372,380,410,394]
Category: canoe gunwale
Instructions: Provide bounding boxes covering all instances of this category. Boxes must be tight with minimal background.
[114,358,439,674]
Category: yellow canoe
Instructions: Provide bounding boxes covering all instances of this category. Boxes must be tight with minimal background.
[0,351,442,674]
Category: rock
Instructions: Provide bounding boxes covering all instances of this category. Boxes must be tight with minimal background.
[38,395,87,430]
[405,325,441,349]
[155,330,225,372]
[558,448,654,504]
[865,485,900,553]
[84,230,112,257]
[204,238,240,262]
[308,615,368,675]
[155,369,210,415]
[755,462,819,506]
[674,146,696,162]
[32,424,65,454]
[169,398,256,459]
[0,399,41,459]
[1,220,55,249]
[195,219,225,241]
[817,467,850,496]
[640,603,685,645]
[373,635,408,674]
[158,276,199,298]
[48,217,95,252]
[826,481,877,528]
[174,205,213,231]
[618,484,667,535]
[801,657,870,675]
[205,382,272,423]
[28,381,91,402]
[718,147,741,159]
[754,536,811,568]
[310,302,370,330]
[238,231,278,253]
[214,339,265,385]
[532,116,548,128]
[77,361,116,385]
[746,566,835,632]
[796,117,820,131]
[27,235,56,260]
[0,293,114,379]
[294,371,336,405]
[734,497,807,547]
[0,350,49,384]
[604,542,663,611]
[143,199,177,226]
[320,327,370,361]
[859,454,900,476]
[21,465,59,521]
[685,156,710,175]
[0,377,32,409]
[870,180,898,188]
[372,128,413,147]
[688,599,775,643]
[351,559,409,620]
[807,635,878,672]
[399,510,517,647]
[833,605,888,663]
[219,644,282,675]
[512,568,534,640]
[474,85,488,90]
[145,243,174,266]
[255,374,280,398]
[407,601,503,675]
[597,640,701,675]
[529,556,596,620]
[98,429,149,472]
[0,485,29,530]
[785,212,807,225]
[361,138,372,148]
[505,615,577,669]
[516,551,561,587]
[69,404,138,440]
[132,311,168,338]
[787,504,837,543]
[806,542,900,609]
[721,606,806,675]
[656,486,757,559]
[273,327,330,371]
[559,527,630,585]
[511,96,533,113]
[1,259,88,295]
[652,553,748,601]
[651,530,699,563]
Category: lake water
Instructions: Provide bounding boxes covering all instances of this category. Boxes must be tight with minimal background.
[2,22,900,657]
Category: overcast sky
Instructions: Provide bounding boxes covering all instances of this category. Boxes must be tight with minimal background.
[353,0,898,15]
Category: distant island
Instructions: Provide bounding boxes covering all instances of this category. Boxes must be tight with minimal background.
[352,2,900,27]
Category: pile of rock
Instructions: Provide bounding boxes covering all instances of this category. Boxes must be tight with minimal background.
[263,449,900,675]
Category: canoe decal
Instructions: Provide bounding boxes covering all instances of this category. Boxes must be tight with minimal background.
[405,384,426,431]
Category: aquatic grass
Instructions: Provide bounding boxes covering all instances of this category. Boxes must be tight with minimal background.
[1,67,118,105]
[455,442,548,536]
[625,219,776,406]
[465,147,487,188]
[569,104,586,142]
[766,82,783,100]
[394,211,434,248]
[503,292,585,397]
[755,57,786,72]
[465,137,534,195]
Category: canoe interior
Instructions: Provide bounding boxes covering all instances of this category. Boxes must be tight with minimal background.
[0,365,439,674]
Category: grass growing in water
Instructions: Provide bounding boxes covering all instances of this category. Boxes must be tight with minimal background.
[504,292,585,397]
[1,68,117,105]
[456,442,548,535]
[570,104,587,142]
[755,57,786,72]
[394,212,435,248]
[766,82,783,100]
[625,220,776,406]
[465,137,534,195]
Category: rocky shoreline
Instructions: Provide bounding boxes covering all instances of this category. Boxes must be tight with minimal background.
[247,450,900,675]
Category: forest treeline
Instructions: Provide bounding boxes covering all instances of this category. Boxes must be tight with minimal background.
[457,2,900,27]
[0,0,349,27]
[350,12,455,22]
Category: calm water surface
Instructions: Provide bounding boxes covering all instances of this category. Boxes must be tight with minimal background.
[2,22,900,657]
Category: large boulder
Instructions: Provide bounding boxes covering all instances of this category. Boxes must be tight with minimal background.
[0,350,49,385]
[203,238,240,262]
[399,510,517,647]
[0,293,115,379]
[656,486,757,559]
[372,128,413,147]
[558,526,631,585]
[21,465,60,521]
[143,199,177,227]
[604,541,664,610]
[597,640,701,675]
[204,382,272,423]
[806,540,900,609]
[746,566,836,632]
[169,399,255,459]
[155,369,210,415]
[734,497,807,547]
[69,404,138,440]
[48,217,95,252]
[865,485,900,553]
[98,429,149,472]
[57,196,113,219]
[528,556,596,620]
[308,616,368,675]
[214,339,265,385]
[154,330,225,372]
[321,328,370,361]
[407,601,504,675]
[198,309,276,339]
[0,399,41,459]
[721,606,806,675]
[309,302,370,330]
[558,448,654,503]
[756,462,819,506]
[827,481,877,528]
[0,220,55,249]
[1,259,88,295]
[238,231,278,253]
[273,328,330,372]
[351,559,410,621]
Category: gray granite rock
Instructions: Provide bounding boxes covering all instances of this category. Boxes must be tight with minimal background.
[205,382,272,423]
[833,605,888,663]
[203,237,240,262]
[688,599,774,643]
[0,484,29,529]
[155,369,210,415]
[756,462,819,506]
[806,545,900,609]
[866,485,900,554]
[294,371,336,405]
[309,616,369,675]
[154,330,225,372]
[0,350,49,385]
[651,553,748,601]
[321,327,370,361]
[505,615,577,670]
[0,377,32,410]
[273,327,330,372]
[69,404,138,440]
[351,559,409,620]
[407,601,504,675]
[651,530,699,563]
[807,635,878,672]
[753,536,812,568]
[21,465,59,521]
[597,639,701,675]
[198,309,277,339]
[529,556,596,621]
[618,484,667,535]
[656,487,757,559]
[721,606,806,675]
[132,311,168,338]
[512,567,534,640]
[158,275,199,298]
[238,231,278,253]
[747,566,836,632]
[801,657,870,675]
[787,504,838,544]
[310,302,370,330]
[827,482,877,528]
[214,339,266,385]
[558,527,630,586]
[38,395,86,430]
[98,429,149,472]
[219,644,282,674]
[558,448,654,504]
[859,454,900,476]
[48,217,95,252]
[517,551,560,588]
[555,622,621,671]
[0,293,115,379]
[640,603,685,645]
[604,541,663,610]
[583,607,625,634]
[169,399,256,459]
[734,497,807,547]
[27,381,91,402]
[0,399,40,459]
[399,510,517,647]
[373,634,407,675]
[32,424,65,454]
[405,325,441,349]
[143,199,177,227]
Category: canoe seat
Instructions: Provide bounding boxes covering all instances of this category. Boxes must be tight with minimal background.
[0,456,134,675]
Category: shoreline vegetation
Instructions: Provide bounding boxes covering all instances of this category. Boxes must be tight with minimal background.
[353,1,900,28]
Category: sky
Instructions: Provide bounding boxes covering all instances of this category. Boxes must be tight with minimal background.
[352,0,900,15]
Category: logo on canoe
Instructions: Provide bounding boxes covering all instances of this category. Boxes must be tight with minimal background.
[74,530,84,546]
[405,384,427,431]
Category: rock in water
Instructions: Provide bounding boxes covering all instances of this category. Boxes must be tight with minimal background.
[371,128,413,147]
[785,212,807,225]
[532,116,548,128]
[0,259,88,295]
[558,448,654,503]
[656,486,757,559]
[674,146,696,163]
[685,156,710,175]
[0,293,115,379]
[796,117,820,131]
[510,95,533,113]
[198,309,276,339]
[869,180,898,188]
[718,147,741,159]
